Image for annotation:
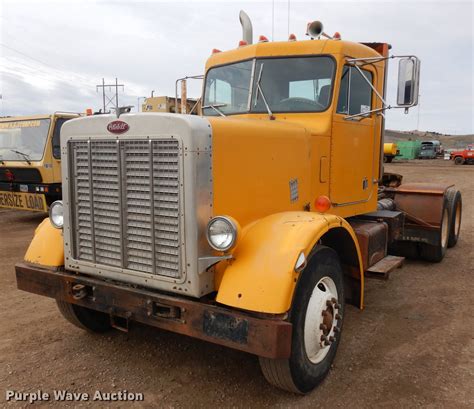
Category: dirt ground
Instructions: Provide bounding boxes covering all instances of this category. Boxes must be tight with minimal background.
[0,160,473,408]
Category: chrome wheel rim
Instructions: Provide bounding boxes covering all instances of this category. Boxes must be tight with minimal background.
[304,276,341,364]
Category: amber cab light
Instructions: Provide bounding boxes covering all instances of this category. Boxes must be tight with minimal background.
[315,195,331,213]
[333,32,341,40]
[212,48,221,54]
[258,35,269,42]
[238,40,248,47]
[85,108,93,116]
[288,33,297,41]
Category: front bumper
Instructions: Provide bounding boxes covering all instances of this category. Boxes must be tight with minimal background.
[15,262,292,359]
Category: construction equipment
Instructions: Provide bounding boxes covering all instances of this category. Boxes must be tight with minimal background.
[0,113,79,211]
[15,11,462,394]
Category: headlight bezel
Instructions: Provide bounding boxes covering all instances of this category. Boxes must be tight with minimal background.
[49,200,64,229]
[206,216,239,252]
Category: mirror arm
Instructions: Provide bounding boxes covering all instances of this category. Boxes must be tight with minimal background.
[347,55,418,64]
[344,106,390,120]
[350,64,388,106]
[344,62,388,121]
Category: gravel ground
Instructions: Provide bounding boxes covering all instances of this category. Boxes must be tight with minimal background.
[0,159,472,408]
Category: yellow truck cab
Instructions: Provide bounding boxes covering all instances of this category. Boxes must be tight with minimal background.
[15,12,462,394]
[0,113,79,211]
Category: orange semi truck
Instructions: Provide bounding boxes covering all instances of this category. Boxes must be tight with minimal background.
[15,12,462,393]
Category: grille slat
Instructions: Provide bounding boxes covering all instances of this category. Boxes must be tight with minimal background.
[70,139,181,279]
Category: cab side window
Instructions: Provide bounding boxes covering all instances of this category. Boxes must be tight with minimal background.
[52,118,69,159]
[337,66,373,115]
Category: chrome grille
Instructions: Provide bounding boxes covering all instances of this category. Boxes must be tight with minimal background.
[70,139,181,278]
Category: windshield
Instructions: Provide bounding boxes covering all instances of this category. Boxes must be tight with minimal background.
[252,57,335,113]
[0,119,51,162]
[203,60,253,116]
[202,56,335,116]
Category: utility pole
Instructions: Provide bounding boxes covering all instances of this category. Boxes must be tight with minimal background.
[96,78,124,113]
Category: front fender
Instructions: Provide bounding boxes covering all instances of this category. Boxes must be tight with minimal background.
[24,218,64,267]
[216,212,363,314]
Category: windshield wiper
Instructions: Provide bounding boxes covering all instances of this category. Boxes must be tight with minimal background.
[254,63,274,120]
[10,149,32,164]
[202,103,227,117]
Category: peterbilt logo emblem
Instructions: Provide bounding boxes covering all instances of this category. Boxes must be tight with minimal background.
[107,120,129,134]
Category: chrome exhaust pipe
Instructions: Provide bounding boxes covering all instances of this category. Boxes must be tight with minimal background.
[239,10,253,44]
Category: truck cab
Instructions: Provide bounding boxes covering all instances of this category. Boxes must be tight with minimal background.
[0,113,79,211]
[15,12,462,394]
[419,140,440,159]
[451,145,474,165]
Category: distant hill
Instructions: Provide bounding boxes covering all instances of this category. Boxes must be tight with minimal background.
[385,130,473,149]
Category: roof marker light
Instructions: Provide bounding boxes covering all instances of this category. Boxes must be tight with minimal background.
[333,32,341,40]
[238,40,248,47]
[212,48,222,54]
[288,33,297,41]
[258,35,269,43]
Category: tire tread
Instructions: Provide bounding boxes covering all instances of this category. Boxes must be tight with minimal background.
[259,357,300,394]
[56,300,89,331]
[56,300,111,333]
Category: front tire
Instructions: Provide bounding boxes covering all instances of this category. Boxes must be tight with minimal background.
[259,246,344,394]
[57,300,111,333]
[454,156,464,165]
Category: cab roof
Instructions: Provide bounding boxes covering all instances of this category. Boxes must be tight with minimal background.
[206,39,385,70]
[0,113,79,122]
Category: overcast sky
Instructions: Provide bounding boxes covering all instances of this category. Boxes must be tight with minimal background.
[1,0,472,134]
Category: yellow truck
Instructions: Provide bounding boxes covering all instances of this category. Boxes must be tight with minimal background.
[383,142,400,163]
[15,12,462,394]
[0,113,79,211]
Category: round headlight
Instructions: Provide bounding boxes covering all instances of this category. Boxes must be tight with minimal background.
[206,216,238,252]
[49,200,64,229]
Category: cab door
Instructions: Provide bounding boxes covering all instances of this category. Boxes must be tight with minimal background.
[330,64,376,207]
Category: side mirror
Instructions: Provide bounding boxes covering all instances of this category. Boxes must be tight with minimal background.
[397,57,420,107]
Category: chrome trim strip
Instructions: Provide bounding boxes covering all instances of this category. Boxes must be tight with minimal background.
[87,139,96,263]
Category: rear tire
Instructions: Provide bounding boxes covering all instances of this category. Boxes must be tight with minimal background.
[446,189,462,248]
[57,300,111,333]
[454,156,464,165]
[419,199,449,262]
[259,246,344,394]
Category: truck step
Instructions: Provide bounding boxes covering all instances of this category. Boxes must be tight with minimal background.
[365,255,405,280]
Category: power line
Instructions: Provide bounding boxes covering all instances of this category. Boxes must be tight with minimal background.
[1,56,95,91]
[0,43,94,88]
[96,78,125,113]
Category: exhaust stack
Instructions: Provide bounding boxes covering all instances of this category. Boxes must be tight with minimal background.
[239,10,253,44]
